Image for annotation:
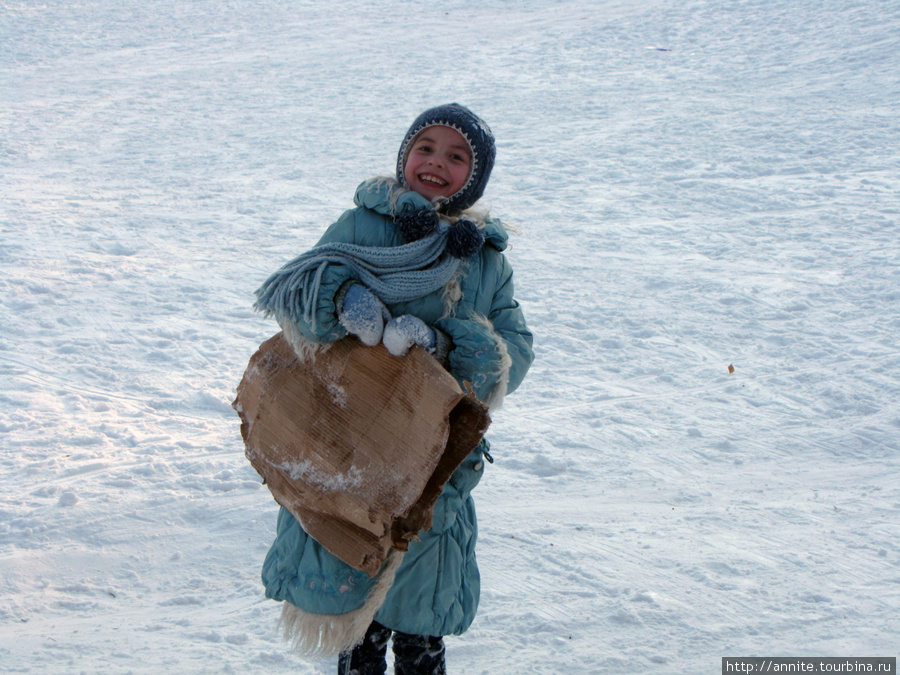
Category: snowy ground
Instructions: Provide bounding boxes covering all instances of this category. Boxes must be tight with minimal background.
[2,0,899,672]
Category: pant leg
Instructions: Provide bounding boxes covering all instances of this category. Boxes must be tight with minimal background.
[337,621,392,675]
[391,631,446,675]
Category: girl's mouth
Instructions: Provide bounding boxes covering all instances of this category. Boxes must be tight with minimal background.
[418,173,447,186]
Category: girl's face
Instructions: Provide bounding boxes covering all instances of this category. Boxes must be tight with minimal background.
[403,126,472,203]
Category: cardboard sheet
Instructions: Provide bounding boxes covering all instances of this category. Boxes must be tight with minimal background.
[233,333,490,576]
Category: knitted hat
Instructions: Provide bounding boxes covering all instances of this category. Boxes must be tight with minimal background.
[396,103,496,214]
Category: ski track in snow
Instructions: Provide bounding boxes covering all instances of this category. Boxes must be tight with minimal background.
[2,0,898,672]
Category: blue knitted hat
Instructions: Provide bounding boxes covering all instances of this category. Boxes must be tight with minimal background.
[396,103,496,214]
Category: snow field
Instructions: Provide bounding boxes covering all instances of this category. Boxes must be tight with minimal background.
[1,0,898,672]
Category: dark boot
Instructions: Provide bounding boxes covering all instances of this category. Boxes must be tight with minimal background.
[391,631,446,675]
[338,621,392,675]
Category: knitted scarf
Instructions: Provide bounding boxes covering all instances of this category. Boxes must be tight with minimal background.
[253,222,463,332]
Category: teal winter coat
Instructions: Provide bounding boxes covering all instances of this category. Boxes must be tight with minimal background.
[261,179,533,638]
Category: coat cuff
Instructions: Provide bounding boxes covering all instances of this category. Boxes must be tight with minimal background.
[333,280,357,319]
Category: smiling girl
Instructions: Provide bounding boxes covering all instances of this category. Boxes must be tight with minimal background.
[254,103,533,674]
[402,125,473,202]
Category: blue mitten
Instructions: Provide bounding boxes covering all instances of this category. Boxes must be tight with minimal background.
[434,316,506,401]
[337,283,390,346]
[383,315,436,356]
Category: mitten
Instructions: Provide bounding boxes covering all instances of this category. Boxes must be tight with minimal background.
[337,283,390,346]
[383,315,436,356]
[434,316,507,401]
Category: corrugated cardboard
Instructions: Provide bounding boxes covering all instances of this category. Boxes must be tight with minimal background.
[233,333,490,576]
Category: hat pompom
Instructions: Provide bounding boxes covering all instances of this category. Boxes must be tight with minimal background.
[446,219,484,259]
[397,208,440,242]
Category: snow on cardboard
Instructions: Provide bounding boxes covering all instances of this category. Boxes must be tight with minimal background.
[233,333,490,576]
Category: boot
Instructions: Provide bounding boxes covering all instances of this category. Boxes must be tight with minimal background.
[338,621,392,675]
[392,630,446,675]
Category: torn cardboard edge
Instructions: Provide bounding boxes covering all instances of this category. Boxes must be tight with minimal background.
[233,333,490,576]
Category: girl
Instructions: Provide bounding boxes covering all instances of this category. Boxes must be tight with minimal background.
[254,103,533,674]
